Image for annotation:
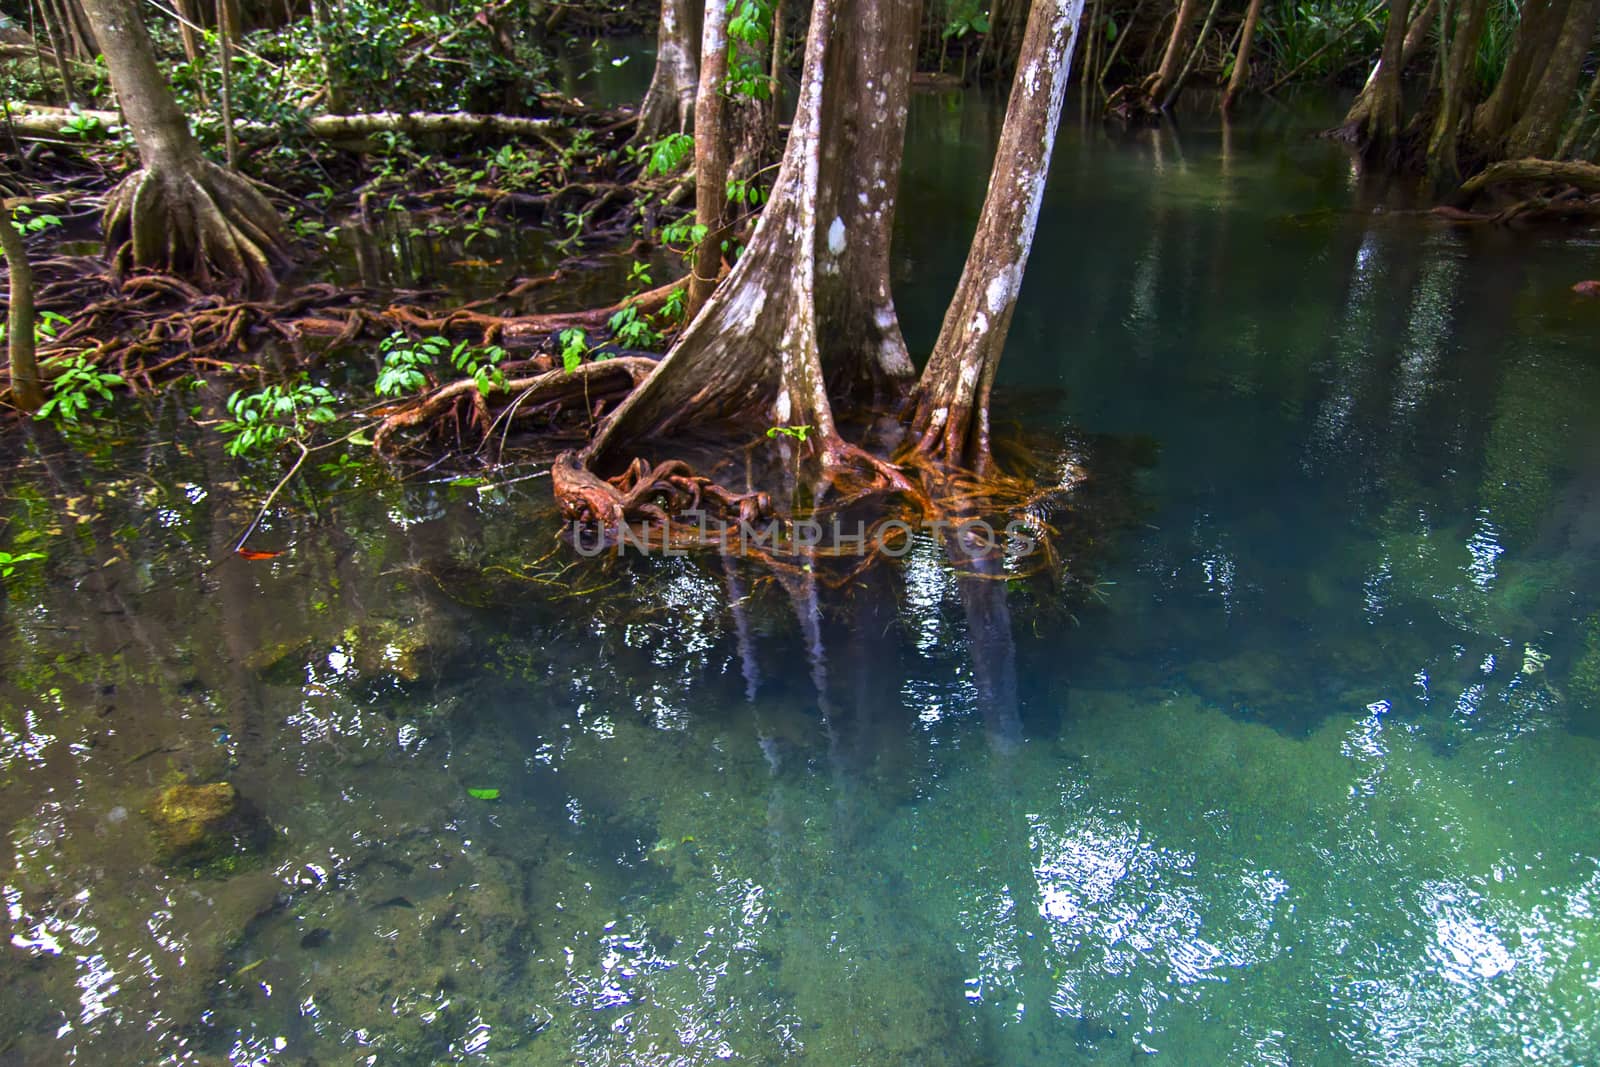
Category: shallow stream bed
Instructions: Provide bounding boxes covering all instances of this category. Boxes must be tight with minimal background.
[4,93,1600,1065]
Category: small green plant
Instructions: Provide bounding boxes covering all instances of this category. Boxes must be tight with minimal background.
[0,309,68,348]
[375,332,448,397]
[643,132,695,177]
[659,287,688,325]
[60,104,106,139]
[558,328,589,373]
[450,340,506,395]
[608,305,659,350]
[627,261,653,289]
[659,217,708,253]
[36,354,123,424]
[942,0,990,40]
[220,378,338,457]
[726,176,767,208]
[11,203,62,235]
[766,424,813,443]
[0,550,46,579]
[462,204,501,248]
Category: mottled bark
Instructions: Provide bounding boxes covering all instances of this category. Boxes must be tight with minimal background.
[1457,156,1600,195]
[687,0,730,320]
[587,0,921,468]
[637,0,701,140]
[1556,69,1600,156]
[79,0,287,294]
[1222,0,1265,110]
[1427,0,1491,185]
[1471,0,1567,152]
[0,209,45,412]
[1338,0,1412,158]
[1504,0,1600,158]
[907,0,1083,471]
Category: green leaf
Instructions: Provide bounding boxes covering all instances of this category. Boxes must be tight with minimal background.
[467,787,501,800]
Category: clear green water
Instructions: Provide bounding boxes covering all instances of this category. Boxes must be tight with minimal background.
[5,96,1600,1065]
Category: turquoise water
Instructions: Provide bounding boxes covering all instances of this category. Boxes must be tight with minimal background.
[5,95,1600,1064]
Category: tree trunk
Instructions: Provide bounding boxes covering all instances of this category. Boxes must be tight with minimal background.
[1162,0,1224,109]
[906,0,1084,471]
[1556,67,1600,157]
[1426,0,1490,185]
[0,208,45,412]
[1471,0,1567,152]
[687,0,730,319]
[637,0,701,140]
[173,0,207,99]
[1223,0,1266,110]
[215,0,238,169]
[78,0,287,294]
[1339,0,1413,158]
[1144,0,1203,103]
[580,0,921,473]
[1504,0,1600,158]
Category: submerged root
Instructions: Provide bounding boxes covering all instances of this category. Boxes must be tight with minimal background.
[552,450,772,542]
[103,157,290,297]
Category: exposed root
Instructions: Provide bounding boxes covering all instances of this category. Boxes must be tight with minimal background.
[372,357,657,452]
[552,449,772,543]
[103,157,289,296]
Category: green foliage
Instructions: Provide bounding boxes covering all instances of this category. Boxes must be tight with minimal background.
[467,787,501,800]
[608,305,659,350]
[0,550,46,579]
[727,176,767,207]
[644,132,695,177]
[59,104,108,140]
[36,355,123,425]
[659,217,709,252]
[558,328,589,372]
[376,332,505,396]
[485,144,544,191]
[727,0,777,99]
[1474,0,1522,91]
[1260,0,1383,80]
[450,340,507,395]
[660,286,688,325]
[376,332,447,397]
[766,424,813,442]
[460,204,501,248]
[10,203,62,235]
[220,378,338,457]
[0,310,69,349]
[942,0,991,40]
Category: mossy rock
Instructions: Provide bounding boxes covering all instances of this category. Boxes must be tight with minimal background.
[147,781,270,871]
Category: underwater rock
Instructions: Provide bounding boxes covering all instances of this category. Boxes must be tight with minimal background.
[146,781,268,869]
[347,613,467,683]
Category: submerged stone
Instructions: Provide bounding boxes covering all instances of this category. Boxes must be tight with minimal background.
[147,781,266,870]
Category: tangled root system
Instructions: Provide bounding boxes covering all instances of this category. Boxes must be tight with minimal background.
[103,158,289,297]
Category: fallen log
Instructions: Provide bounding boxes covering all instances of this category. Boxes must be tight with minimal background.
[1458,159,1600,199]
[6,106,557,145]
